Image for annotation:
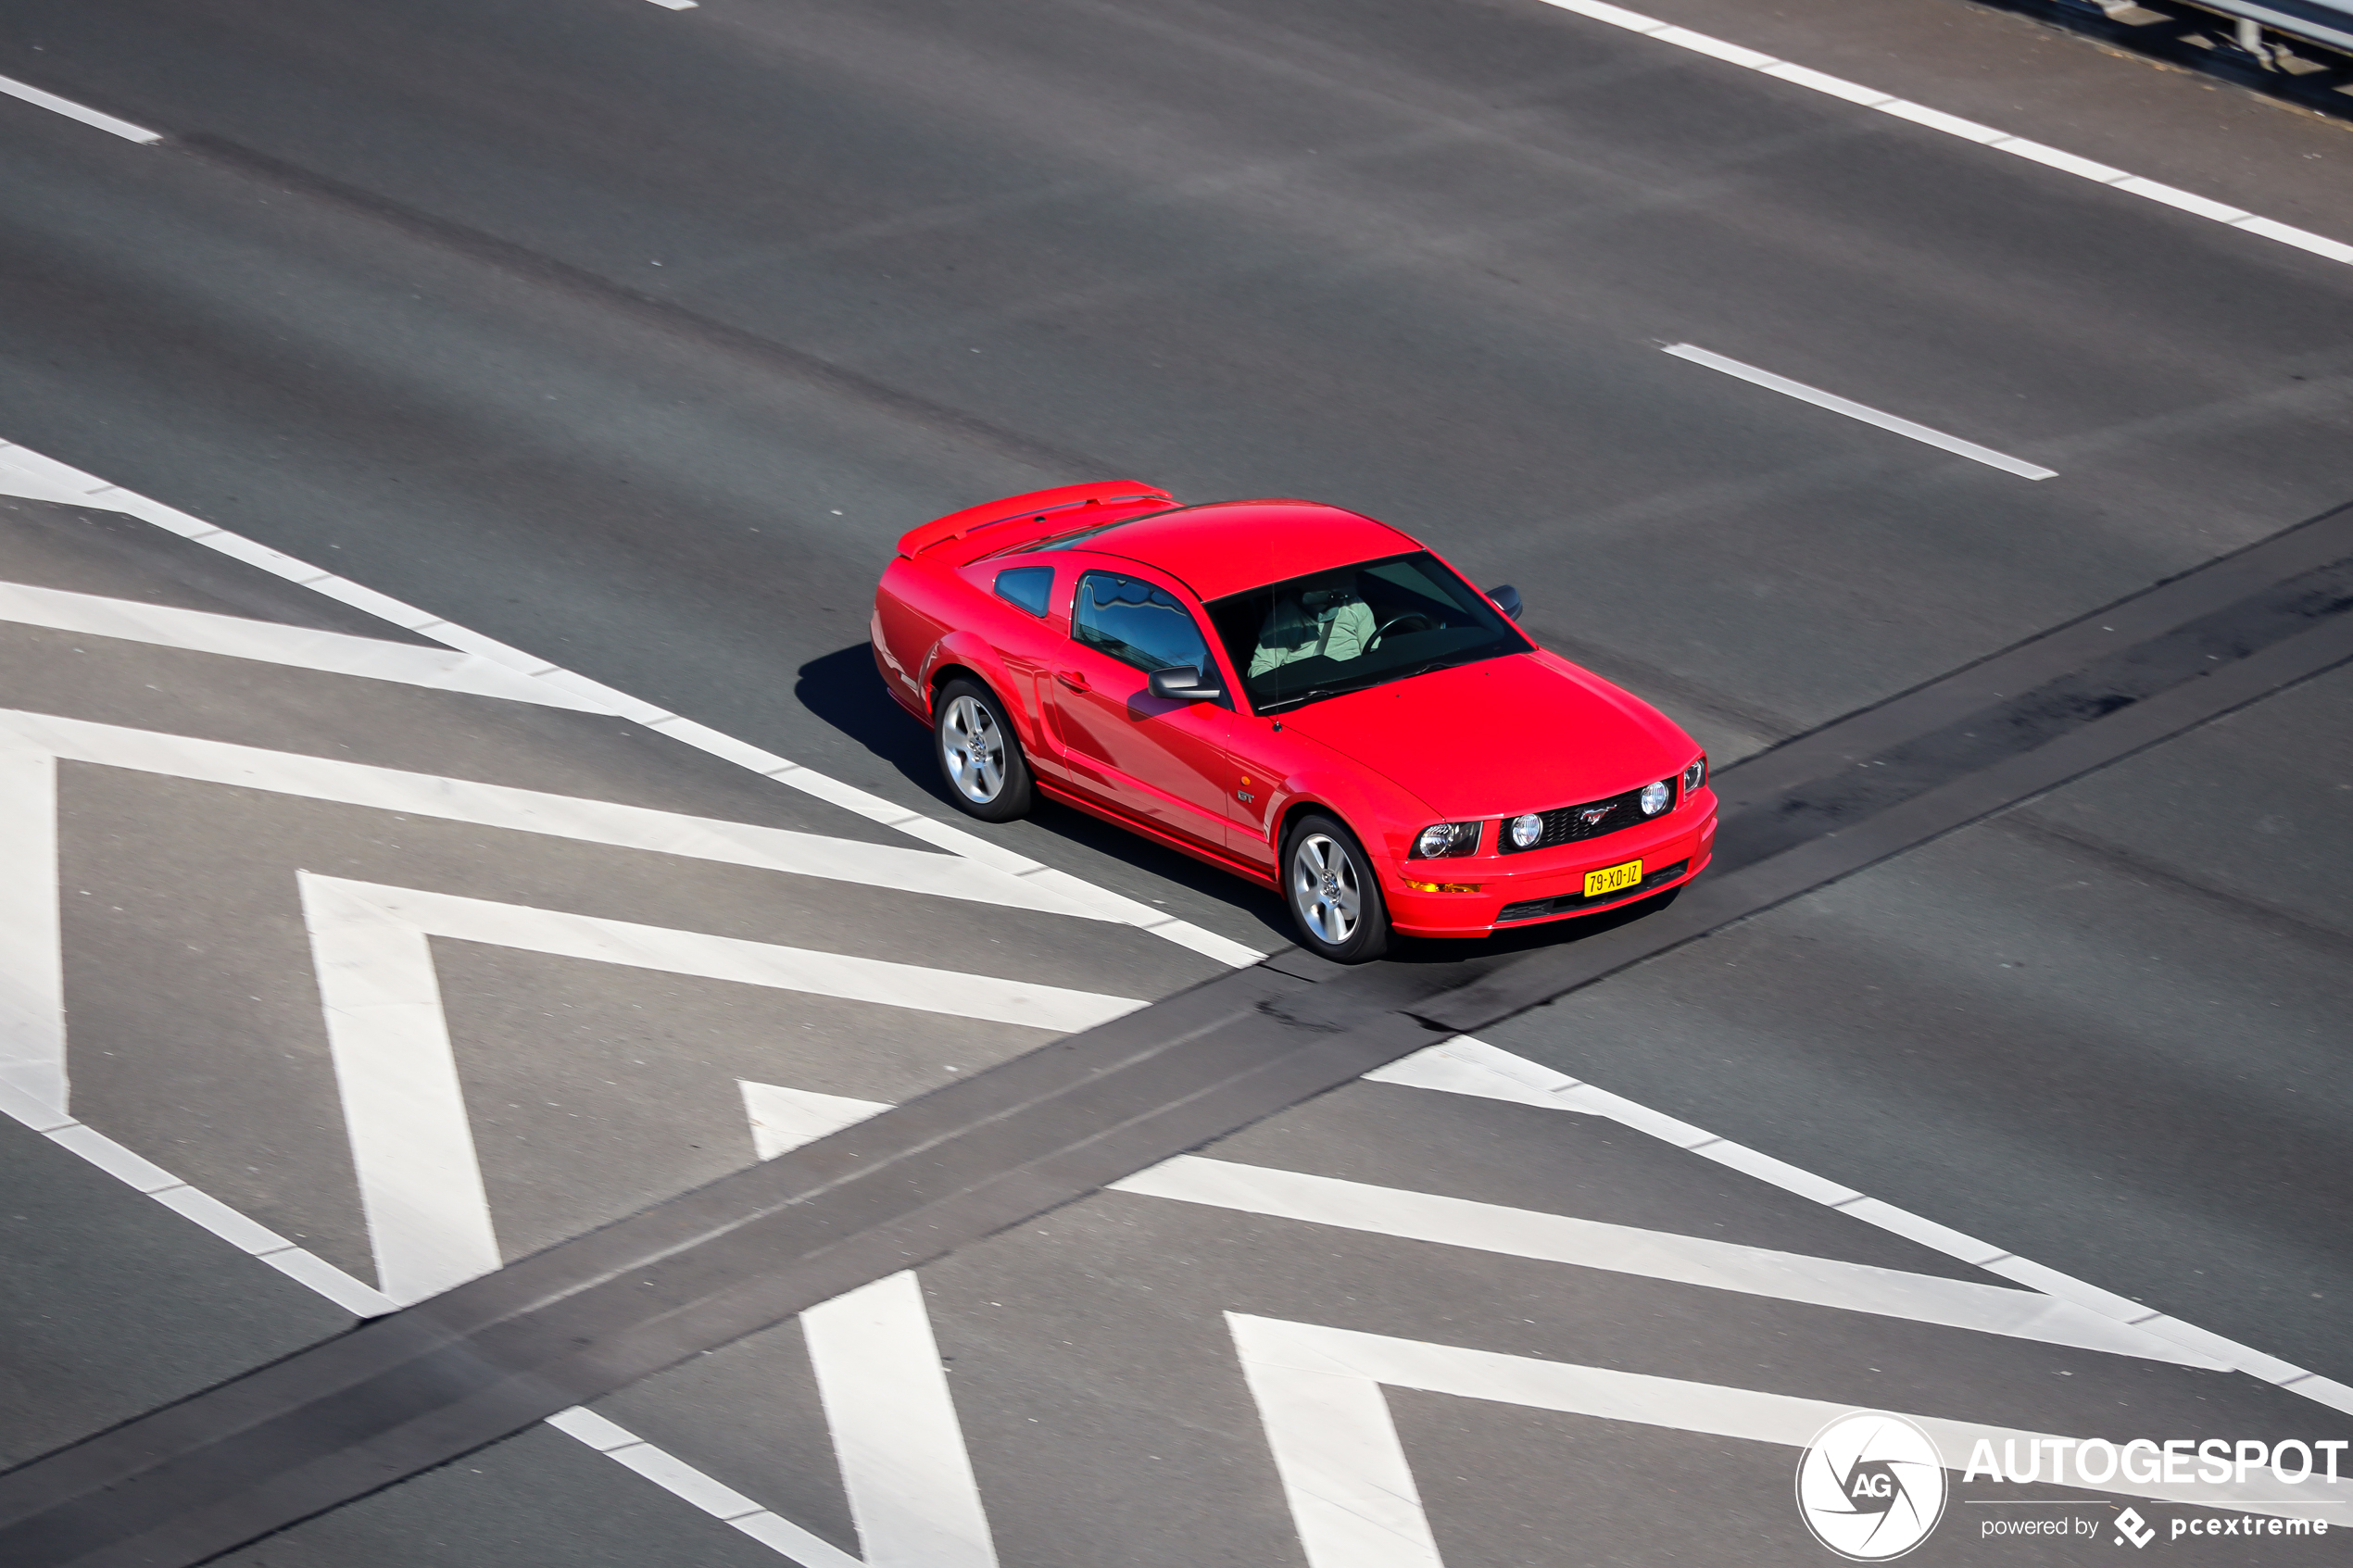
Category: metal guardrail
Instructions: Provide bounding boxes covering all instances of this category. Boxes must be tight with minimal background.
[1998,0,2353,117]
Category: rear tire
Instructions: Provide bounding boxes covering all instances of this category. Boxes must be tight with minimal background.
[934,678,1033,822]
[1280,812,1390,963]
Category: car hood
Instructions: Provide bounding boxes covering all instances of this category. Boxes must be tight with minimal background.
[1277,652,1693,819]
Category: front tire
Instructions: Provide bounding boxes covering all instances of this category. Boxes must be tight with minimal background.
[934,678,1033,822]
[1281,812,1390,963]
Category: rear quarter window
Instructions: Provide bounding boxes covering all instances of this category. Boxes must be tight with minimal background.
[993,565,1054,617]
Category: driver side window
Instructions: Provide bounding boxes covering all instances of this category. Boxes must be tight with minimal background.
[1073,572,1211,674]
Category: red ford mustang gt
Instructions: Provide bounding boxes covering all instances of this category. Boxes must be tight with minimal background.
[871,482,1718,961]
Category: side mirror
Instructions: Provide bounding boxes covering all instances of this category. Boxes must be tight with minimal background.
[1149,665,1224,703]
[1488,583,1523,621]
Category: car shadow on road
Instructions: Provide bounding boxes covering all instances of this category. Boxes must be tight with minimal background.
[795,644,1687,967]
[795,644,1295,944]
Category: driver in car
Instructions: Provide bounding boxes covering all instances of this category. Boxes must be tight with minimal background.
[1249,583,1376,676]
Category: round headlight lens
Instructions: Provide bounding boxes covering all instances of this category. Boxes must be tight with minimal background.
[1640,780,1670,816]
[1682,756,1707,793]
[1511,812,1543,848]
[1415,824,1453,858]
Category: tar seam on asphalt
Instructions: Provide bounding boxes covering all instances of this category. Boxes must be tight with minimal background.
[0,496,2348,1568]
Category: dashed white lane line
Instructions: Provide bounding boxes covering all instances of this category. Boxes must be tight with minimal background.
[0,72,161,144]
[0,1076,394,1317]
[0,439,1265,970]
[1370,1037,2353,1419]
[0,579,610,709]
[1531,0,2353,270]
[1662,344,2058,480]
[548,1408,862,1568]
[0,1070,838,1565]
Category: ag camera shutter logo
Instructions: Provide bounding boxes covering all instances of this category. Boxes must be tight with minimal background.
[1795,1411,1949,1560]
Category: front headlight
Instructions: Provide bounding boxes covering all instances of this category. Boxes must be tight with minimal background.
[1411,821,1481,859]
[1682,754,1707,794]
[1639,779,1670,816]
[1510,811,1544,849]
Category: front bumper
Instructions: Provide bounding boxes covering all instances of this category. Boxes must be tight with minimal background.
[1382,798,1718,937]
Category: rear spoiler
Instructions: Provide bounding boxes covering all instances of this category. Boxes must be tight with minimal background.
[895,481,1176,559]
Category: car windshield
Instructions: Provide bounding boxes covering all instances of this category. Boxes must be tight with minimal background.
[1204,551,1529,714]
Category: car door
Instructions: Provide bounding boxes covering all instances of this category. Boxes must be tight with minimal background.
[1044,563,1233,851]
[964,557,1072,785]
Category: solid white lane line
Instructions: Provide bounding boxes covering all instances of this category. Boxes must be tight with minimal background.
[1370,1036,2353,1418]
[646,0,700,8]
[0,709,1113,923]
[1530,0,2353,269]
[0,438,1265,968]
[1663,344,2057,480]
[734,1081,2207,1364]
[1231,1311,2329,1568]
[0,580,610,709]
[804,1274,1003,1568]
[0,72,162,144]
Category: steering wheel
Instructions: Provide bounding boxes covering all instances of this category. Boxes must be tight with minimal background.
[1368,611,1439,648]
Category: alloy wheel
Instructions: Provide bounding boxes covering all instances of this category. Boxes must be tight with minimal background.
[941,695,1006,803]
[1290,832,1361,946]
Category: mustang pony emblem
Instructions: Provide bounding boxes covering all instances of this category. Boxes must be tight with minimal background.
[1576,804,1617,827]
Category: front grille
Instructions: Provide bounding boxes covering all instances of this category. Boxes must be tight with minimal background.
[1495,859,1691,923]
[1496,779,1678,854]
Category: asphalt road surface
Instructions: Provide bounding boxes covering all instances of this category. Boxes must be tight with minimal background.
[0,0,2349,1563]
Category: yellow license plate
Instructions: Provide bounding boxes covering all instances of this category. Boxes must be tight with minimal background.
[1583,859,1643,897]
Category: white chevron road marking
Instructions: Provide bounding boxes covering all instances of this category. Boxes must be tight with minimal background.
[731,1081,2214,1365]
[0,579,610,708]
[300,875,1140,1304]
[803,1273,1001,1568]
[0,710,1132,1118]
[0,434,1265,968]
[1371,1036,2353,1418]
[1230,1313,2330,1568]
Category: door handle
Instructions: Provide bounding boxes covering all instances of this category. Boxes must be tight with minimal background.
[1056,670,1088,691]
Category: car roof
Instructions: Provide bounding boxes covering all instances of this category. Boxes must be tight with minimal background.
[1083,500,1418,601]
